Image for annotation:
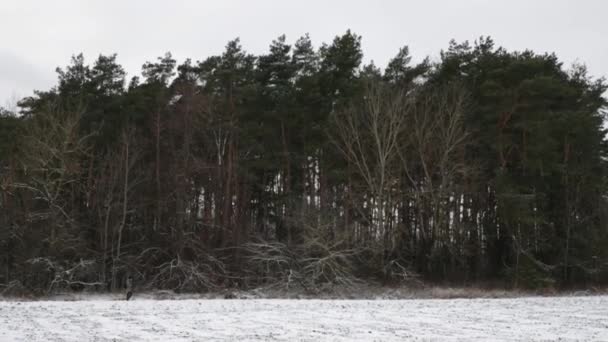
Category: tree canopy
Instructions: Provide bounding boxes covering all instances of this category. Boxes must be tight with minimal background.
[1,33,607,295]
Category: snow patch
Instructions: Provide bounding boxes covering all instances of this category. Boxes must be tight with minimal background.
[0,296,607,341]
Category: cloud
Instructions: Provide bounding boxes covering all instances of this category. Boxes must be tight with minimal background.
[0,0,607,104]
[0,50,55,105]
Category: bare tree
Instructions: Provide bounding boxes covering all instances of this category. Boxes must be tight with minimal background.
[15,108,93,241]
[330,81,410,247]
[400,82,470,274]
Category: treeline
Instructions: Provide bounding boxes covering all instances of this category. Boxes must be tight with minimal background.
[1,32,607,295]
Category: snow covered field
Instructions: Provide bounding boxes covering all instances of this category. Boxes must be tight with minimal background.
[1,296,607,341]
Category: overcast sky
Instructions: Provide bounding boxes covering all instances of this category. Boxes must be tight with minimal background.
[1,0,607,107]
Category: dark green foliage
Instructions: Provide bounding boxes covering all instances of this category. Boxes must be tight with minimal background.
[1,33,607,294]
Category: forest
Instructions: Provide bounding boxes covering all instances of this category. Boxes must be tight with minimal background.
[1,31,607,295]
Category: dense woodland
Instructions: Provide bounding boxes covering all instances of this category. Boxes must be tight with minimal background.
[1,32,607,295]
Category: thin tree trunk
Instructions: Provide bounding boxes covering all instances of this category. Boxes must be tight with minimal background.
[112,134,130,290]
[155,109,161,231]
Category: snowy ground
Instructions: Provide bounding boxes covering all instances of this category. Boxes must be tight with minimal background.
[0,296,607,341]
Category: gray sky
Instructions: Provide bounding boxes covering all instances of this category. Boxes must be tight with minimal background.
[1,0,607,106]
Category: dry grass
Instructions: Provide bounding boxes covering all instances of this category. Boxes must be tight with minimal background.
[2,282,607,301]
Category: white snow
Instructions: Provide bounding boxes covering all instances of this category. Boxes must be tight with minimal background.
[0,296,607,341]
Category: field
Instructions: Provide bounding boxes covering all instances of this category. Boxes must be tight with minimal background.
[1,296,607,341]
